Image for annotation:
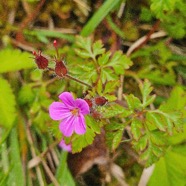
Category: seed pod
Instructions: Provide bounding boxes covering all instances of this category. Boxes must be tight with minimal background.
[55,60,67,77]
[33,51,48,69]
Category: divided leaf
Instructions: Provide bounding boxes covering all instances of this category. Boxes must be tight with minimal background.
[71,127,96,153]
[124,94,141,110]
[106,51,133,75]
[105,123,124,150]
[75,36,105,60]
[131,119,143,140]
[100,103,128,118]
[139,80,155,107]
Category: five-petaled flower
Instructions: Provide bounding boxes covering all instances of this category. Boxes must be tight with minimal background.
[49,92,90,137]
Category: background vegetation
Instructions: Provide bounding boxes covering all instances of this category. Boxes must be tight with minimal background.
[0,0,186,185]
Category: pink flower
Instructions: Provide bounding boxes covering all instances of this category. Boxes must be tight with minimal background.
[49,92,90,137]
[59,139,71,152]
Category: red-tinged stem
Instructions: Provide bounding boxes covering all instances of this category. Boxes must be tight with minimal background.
[47,68,91,88]
[66,74,92,88]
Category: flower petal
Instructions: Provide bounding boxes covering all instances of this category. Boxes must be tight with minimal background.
[74,114,86,135]
[59,92,75,108]
[59,139,71,152]
[75,99,90,115]
[49,102,71,120]
[59,116,75,137]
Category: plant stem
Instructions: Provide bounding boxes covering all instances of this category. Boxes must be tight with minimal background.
[66,74,92,88]
[47,67,92,88]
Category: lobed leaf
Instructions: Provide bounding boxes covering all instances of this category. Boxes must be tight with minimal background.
[105,123,124,151]
[124,94,141,110]
[146,112,166,131]
[71,127,95,153]
[131,119,143,140]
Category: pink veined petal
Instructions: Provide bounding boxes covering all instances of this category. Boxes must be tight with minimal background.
[59,115,75,137]
[74,114,86,135]
[49,102,71,120]
[59,139,71,152]
[75,99,90,115]
[58,92,75,108]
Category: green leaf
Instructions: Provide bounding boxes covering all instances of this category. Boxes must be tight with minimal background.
[131,119,143,140]
[18,84,35,105]
[105,123,124,131]
[148,145,186,186]
[106,51,133,75]
[139,80,154,107]
[7,127,25,186]
[72,127,96,153]
[124,94,141,110]
[150,0,176,19]
[134,135,148,151]
[56,152,75,186]
[0,49,35,73]
[105,123,124,150]
[160,86,186,112]
[150,131,166,146]
[149,110,183,134]
[100,103,127,118]
[0,77,16,128]
[86,115,101,134]
[101,68,118,83]
[103,80,120,94]
[92,40,105,58]
[111,130,123,150]
[81,0,121,36]
[146,112,166,131]
[75,36,105,60]
[98,52,111,66]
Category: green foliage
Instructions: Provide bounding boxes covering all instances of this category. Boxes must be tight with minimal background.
[0,49,35,73]
[55,152,75,186]
[105,122,124,150]
[81,0,122,36]
[0,1,186,184]
[148,145,186,186]
[70,115,101,153]
[73,36,132,84]
[150,0,176,18]
[7,127,25,186]
[122,81,184,166]
[132,42,178,85]
[150,0,186,38]
[0,77,16,128]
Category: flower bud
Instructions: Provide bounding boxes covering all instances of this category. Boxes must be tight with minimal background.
[32,51,48,69]
[53,40,58,48]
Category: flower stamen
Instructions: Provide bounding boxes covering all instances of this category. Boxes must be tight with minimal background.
[71,108,79,116]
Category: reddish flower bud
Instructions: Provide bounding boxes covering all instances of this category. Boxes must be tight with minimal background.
[53,40,58,48]
[84,99,93,108]
[32,51,48,69]
[55,60,67,77]
[94,96,108,106]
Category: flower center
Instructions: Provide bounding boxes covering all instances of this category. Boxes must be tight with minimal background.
[71,108,79,116]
